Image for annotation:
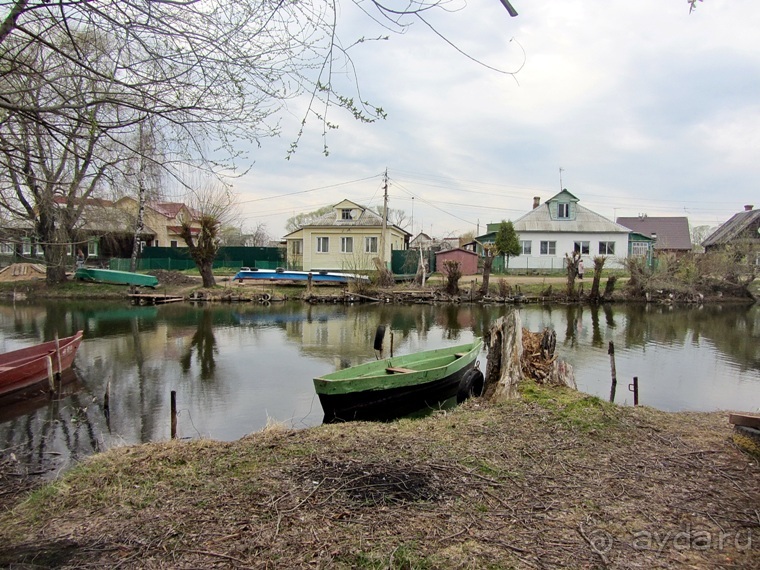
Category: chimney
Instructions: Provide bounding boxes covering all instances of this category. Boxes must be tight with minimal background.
[532,196,540,209]
[745,205,754,211]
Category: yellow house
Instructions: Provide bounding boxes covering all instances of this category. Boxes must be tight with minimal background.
[115,197,201,247]
[284,199,410,272]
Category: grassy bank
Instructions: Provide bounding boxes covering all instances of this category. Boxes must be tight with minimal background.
[0,383,757,569]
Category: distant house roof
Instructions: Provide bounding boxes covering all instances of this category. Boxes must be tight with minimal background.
[616,216,692,251]
[514,191,630,234]
[701,206,760,248]
[284,199,411,237]
[434,247,477,258]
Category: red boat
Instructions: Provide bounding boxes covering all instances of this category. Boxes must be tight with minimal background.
[0,331,84,398]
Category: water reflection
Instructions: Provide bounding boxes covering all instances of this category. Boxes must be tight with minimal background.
[0,300,757,475]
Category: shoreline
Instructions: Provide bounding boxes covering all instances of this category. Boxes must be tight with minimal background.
[0,385,757,568]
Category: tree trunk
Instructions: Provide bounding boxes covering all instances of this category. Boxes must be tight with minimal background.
[44,243,68,285]
[589,256,606,303]
[480,252,494,296]
[199,261,215,288]
[565,251,580,296]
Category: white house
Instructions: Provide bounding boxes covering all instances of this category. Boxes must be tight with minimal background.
[284,199,411,272]
[510,190,631,271]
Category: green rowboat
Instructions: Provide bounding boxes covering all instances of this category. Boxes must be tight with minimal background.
[75,268,158,288]
[314,338,484,422]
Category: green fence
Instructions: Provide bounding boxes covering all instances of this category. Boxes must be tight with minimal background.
[110,245,287,272]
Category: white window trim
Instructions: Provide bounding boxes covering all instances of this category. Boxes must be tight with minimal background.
[539,240,556,255]
[365,236,378,254]
[341,236,353,254]
[316,236,329,253]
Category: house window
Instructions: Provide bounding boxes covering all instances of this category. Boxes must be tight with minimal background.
[341,237,353,253]
[317,237,329,253]
[341,209,352,220]
[0,242,13,255]
[170,240,178,248]
[539,241,556,255]
[599,241,615,255]
[558,203,570,219]
[88,238,99,257]
[574,241,590,255]
[21,238,31,255]
[365,236,378,254]
[631,242,648,257]
[292,240,302,255]
[520,240,532,255]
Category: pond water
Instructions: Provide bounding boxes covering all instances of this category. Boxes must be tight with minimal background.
[0,299,758,475]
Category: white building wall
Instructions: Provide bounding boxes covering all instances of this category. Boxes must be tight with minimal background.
[515,231,628,271]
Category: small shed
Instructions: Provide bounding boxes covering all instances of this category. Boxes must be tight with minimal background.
[435,248,479,276]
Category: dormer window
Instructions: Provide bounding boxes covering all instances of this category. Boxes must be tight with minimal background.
[558,203,570,219]
[341,209,352,220]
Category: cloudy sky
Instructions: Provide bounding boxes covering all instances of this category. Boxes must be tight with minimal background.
[229,0,759,241]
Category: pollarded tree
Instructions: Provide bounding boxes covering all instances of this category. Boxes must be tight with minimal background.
[180,185,238,288]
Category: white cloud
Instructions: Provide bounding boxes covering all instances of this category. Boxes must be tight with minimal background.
[229,0,760,238]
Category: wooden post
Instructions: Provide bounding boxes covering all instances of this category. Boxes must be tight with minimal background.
[608,341,617,403]
[307,272,313,297]
[390,331,394,358]
[629,377,639,406]
[104,381,110,416]
[170,390,177,439]
[54,333,62,382]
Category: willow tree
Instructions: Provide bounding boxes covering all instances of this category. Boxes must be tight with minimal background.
[180,185,238,288]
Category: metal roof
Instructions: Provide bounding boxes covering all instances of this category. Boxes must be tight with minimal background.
[514,203,631,234]
[616,216,692,251]
[701,208,760,248]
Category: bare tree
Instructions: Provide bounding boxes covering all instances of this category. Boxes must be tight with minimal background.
[285,206,334,233]
[180,185,238,288]
[0,31,123,283]
[0,0,520,284]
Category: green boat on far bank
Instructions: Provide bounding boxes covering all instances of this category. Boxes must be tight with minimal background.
[75,268,158,288]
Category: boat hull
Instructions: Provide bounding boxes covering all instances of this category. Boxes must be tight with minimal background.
[233,269,368,285]
[0,331,84,398]
[75,268,158,288]
[314,339,483,422]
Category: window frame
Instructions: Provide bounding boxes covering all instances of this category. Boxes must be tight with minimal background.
[292,240,302,255]
[520,240,532,255]
[341,236,353,253]
[316,236,329,253]
[599,241,615,255]
[574,241,590,255]
[365,236,378,254]
[557,203,570,218]
[539,240,556,255]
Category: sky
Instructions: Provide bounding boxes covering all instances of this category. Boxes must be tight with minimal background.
[228,0,760,241]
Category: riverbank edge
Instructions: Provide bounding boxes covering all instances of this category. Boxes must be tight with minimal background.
[0,382,758,569]
[0,272,757,305]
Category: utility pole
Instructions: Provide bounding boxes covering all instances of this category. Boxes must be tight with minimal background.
[559,167,564,191]
[380,169,388,268]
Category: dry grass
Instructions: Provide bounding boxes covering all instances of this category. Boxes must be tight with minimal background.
[0,385,758,569]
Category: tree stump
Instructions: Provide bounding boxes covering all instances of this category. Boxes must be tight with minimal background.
[483,311,523,401]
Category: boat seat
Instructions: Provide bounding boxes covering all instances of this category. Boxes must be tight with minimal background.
[385,366,415,374]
